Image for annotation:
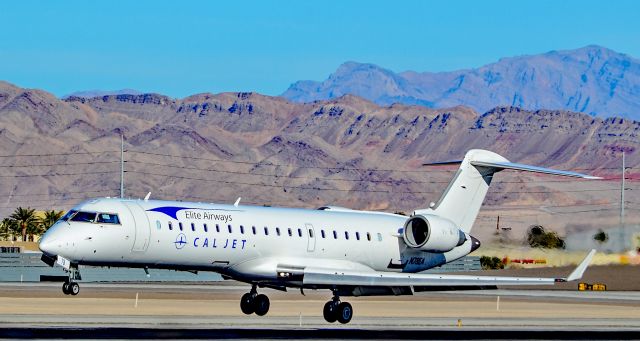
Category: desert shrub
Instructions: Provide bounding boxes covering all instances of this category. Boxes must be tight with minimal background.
[526,225,565,249]
[480,256,505,270]
[593,230,608,244]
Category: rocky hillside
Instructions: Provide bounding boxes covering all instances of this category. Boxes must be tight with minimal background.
[0,81,637,240]
[283,46,640,119]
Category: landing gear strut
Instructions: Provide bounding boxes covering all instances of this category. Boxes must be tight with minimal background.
[62,266,81,296]
[240,285,270,316]
[323,289,353,324]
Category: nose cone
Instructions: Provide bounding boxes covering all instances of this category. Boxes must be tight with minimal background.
[39,222,64,255]
[39,235,58,255]
[470,235,481,252]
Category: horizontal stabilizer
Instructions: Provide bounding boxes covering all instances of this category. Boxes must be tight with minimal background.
[422,160,463,166]
[470,160,602,179]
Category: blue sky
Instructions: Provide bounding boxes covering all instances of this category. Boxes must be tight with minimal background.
[0,0,638,98]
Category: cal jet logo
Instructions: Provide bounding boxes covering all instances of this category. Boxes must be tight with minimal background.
[174,233,187,249]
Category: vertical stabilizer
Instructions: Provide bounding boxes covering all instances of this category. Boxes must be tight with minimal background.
[414,149,598,234]
[415,150,506,233]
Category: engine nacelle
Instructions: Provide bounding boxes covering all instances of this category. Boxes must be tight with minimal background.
[402,214,466,252]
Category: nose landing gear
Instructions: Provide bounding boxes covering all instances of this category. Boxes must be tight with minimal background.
[323,290,353,324]
[62,281,80,295]
[240,285,270,316]
[61,265,81,296]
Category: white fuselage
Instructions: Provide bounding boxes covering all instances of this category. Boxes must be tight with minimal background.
[39,198,476,287]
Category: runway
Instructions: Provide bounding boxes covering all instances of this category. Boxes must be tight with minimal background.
[1,282,639,339]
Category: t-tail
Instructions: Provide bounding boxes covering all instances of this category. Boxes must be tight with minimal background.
[414,149,600,234]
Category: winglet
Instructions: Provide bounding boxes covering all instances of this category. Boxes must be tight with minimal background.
[563,249,597,282]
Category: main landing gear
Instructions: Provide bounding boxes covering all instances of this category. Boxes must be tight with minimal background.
[61,266,81,296]
[323,290,353,324]
[240,285,270,316]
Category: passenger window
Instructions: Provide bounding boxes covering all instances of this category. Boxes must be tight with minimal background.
[367,232,371,241]
[179,222,183,231]
[252,226,256,235]
[70,211,96,223]
[191,223,195,232]
[333,230,337,239]
[168,222,173,231]
[377,233,382,242]
[288,228,292,237]
[204,223,208,232]
[321,230,326,238]
[345,231,349,240]
[308,229,314,238]
[298,228,302,237]
[276,227,281,236]
[97,213,120,224]
[216,224,220,233]
[156,221,161,230]
[264,227,269,236]
[355,232,360,240]
[228,225,232,233]
[240,225,245,234]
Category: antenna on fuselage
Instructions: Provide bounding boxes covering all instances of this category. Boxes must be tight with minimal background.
[144,192,151,201]
[234,197,241,207]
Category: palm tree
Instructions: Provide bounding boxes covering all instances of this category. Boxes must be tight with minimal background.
[40,210,64,231]
[0,218,18,241]
[0,218,10,240]
[9,207,38,242]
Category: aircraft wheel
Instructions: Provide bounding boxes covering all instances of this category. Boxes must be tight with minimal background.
[253,294,270,316]
[323,301,338,323]
[69,282,80,296]
[240,293,255,315]
[336,302,353,324]
[62,282,70,295]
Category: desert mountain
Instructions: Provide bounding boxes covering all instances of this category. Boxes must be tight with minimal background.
[0,81,637,240]
[283,46,640,119]
[63,89,142,99]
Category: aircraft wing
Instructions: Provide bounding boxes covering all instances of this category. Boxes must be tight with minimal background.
[302,250,596,288]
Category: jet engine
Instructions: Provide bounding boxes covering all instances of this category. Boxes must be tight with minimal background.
[402,215,466,252]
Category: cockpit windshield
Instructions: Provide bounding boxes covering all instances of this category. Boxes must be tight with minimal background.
[96,213,120,224]
[70,211,97,223]
[60,210,78,221]
[61,209,120,225]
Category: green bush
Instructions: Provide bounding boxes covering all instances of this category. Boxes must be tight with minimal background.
[526,225,565,249]
[593,230,608,244]
[480,256,505,270]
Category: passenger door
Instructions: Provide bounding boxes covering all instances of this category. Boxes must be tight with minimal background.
[124,202,151,252]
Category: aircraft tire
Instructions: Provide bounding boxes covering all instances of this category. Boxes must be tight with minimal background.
[253,294,270,316]
[69,282,80,296]
[323,301,338,323]
[62,282,70,295]
[240,293,255,315]
[337,302,353,324]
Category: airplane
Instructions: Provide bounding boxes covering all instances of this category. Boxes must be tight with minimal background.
[38,149,598,324]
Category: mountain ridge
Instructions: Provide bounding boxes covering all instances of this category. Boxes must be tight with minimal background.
[282,45,640,119]
[0,81,637,240]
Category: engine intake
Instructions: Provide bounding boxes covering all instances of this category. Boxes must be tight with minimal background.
[403,215,466,252]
